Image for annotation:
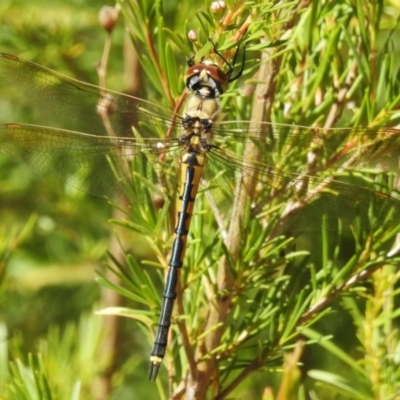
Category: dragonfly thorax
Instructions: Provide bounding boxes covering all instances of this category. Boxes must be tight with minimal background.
[184,93,220,122]
[178,130,212,154]
[180,94,218,154]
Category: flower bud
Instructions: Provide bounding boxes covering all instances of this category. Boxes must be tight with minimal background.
[210,1,226,13]
[188,30,198,42]
[98,6,119,32]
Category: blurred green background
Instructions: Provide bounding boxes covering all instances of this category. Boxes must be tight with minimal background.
[0,0,154,398]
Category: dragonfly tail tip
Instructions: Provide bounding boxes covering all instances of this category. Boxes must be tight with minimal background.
[148,357,163,381]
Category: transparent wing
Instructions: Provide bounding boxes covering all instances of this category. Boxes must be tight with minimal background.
[0,53,182,201]
[212,119,400,173]
[0,52,176,138]
[0,123,182,201]
[1,52,400,232]
[207,122,400,232]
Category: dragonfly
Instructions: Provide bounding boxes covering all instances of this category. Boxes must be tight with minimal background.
[0,47,400,380]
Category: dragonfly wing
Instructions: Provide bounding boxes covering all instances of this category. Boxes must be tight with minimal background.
[0,123,181,201]
[0,53,175,138]
[207,121,400,233]
[213,121,400,174]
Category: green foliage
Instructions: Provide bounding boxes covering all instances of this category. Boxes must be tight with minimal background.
[1,0,400,399]
[1,312,105,400]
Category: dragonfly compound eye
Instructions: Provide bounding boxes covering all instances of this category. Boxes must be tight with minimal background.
[186,63,229,99]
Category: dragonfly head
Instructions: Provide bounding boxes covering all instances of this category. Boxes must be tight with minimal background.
[185,62,229,99]
[186,41,246,99]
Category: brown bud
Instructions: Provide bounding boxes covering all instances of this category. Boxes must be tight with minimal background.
[98,6,119,32]
[97,95,115,118]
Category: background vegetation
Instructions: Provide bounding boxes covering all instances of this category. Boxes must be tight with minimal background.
[0,0,399,399]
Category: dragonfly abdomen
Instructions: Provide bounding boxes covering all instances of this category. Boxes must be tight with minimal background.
[149,150,205,379]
